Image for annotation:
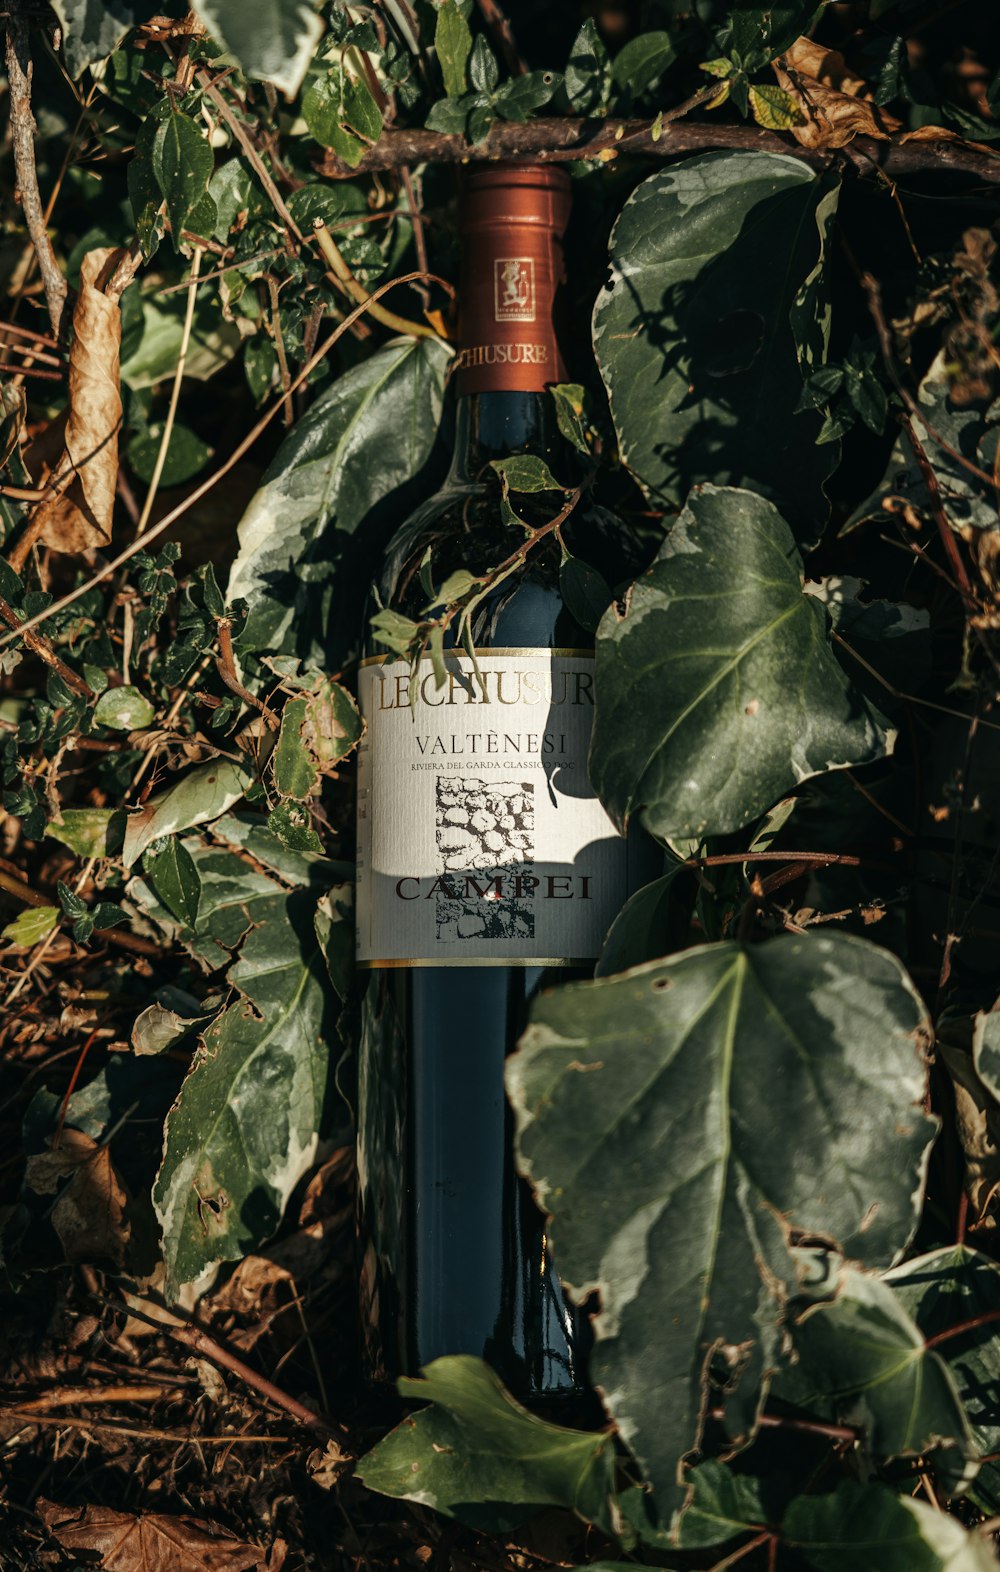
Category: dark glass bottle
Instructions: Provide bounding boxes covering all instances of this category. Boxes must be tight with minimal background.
[355,165,631,1406]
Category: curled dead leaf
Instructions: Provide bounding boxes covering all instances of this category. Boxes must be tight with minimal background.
[25,1127,131,1268]
[33,246,123,554]
[774,37,902,150]
[36,1499,264,1572]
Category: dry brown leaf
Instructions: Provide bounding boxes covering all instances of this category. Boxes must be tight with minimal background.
[774,37,902,150]
[938,1036,1000,1231]
[899,124,979,145]
[25,1127,130,1267]
[37,1500,264,1572]
[34,245,122,554]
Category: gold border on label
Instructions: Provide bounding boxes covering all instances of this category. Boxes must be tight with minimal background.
[358,957,595,970]
[358,647,594,669]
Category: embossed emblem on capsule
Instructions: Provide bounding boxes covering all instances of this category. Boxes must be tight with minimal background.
[494,258,535,322]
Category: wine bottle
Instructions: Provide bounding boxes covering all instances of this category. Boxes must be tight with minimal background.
[355,164,633,1405]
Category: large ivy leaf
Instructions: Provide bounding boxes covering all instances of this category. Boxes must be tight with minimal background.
[592,154,840,544]
[784,1480,997,1572]
[506,932,936,1523]
[589,487,890,842]
[51,0,156,77]
[228,338,450,666]
[357,1356,618,1533]
[887,1245,1000,1512]
[192,0,323,98]
[152,882,336,1289]
[778,1266,976,1492]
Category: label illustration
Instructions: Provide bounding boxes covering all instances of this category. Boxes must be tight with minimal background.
[356,651,627,966]
[494,258,535,322]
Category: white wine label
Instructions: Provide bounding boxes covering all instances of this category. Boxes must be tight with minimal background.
[355,650,628,967]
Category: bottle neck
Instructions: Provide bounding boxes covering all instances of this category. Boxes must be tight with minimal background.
[447,389,568,484]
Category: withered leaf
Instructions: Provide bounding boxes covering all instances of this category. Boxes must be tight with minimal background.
[774,37,902,150]
[36,1500,264,1572]
[34,246,123,554]
[25,1127,130,1267]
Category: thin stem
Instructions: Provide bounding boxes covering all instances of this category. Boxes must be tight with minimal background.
[925,1307,1000,1350]
[133,246,203,537]
[312,218,448,341]
[197,70,303,247]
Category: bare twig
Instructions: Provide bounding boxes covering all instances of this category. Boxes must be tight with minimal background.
[4,7,68,335]
[399,166,431,310]
[95,1292,340,1437]
[3,1409,291,1444]
[316,113,1000,183]
[6,1383,178,1411]
[215,619,280,731]
[0,595,93,696]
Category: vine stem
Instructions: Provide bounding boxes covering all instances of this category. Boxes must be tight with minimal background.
[0,268,451,656]
[924,1307,1000,1350]
[4,6,67,335]
[0,594,92,696]
[315,112,1000,184]
[132,245,202,538]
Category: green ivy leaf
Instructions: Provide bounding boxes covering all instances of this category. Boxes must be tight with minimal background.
[565,19,611,113]
[592,153,841,544]
[50,0,142,77]
[778,1265,976,1493]
[93,685,155,732]
[676,1460,769,1549]
[558,553,610,633]
[435,0,472,97]
[490,455,562,492]
[784,1479,996,1571]
[590,487,890,842]
[494,70,561,122]
[507,931,936,1522]
[228,338,450,666]
[727,0,824,73]
[887,1244,1000,1513]
[152,878,335,1289]
[611,31,676,95]
[303,67,383,166]
[748,82,805,129]
[357,1356,619,1533]
[45,809,126,859]
[469,35,499,95]
[595,863,686,977]
[143,837,203,929]
[192,0,324,98]
[122,758,253,868]
[127,422,212,487]
[151,110,214,253]
[1,906,59,948]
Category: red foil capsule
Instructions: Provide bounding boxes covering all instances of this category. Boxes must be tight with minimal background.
[453,162,571,396]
